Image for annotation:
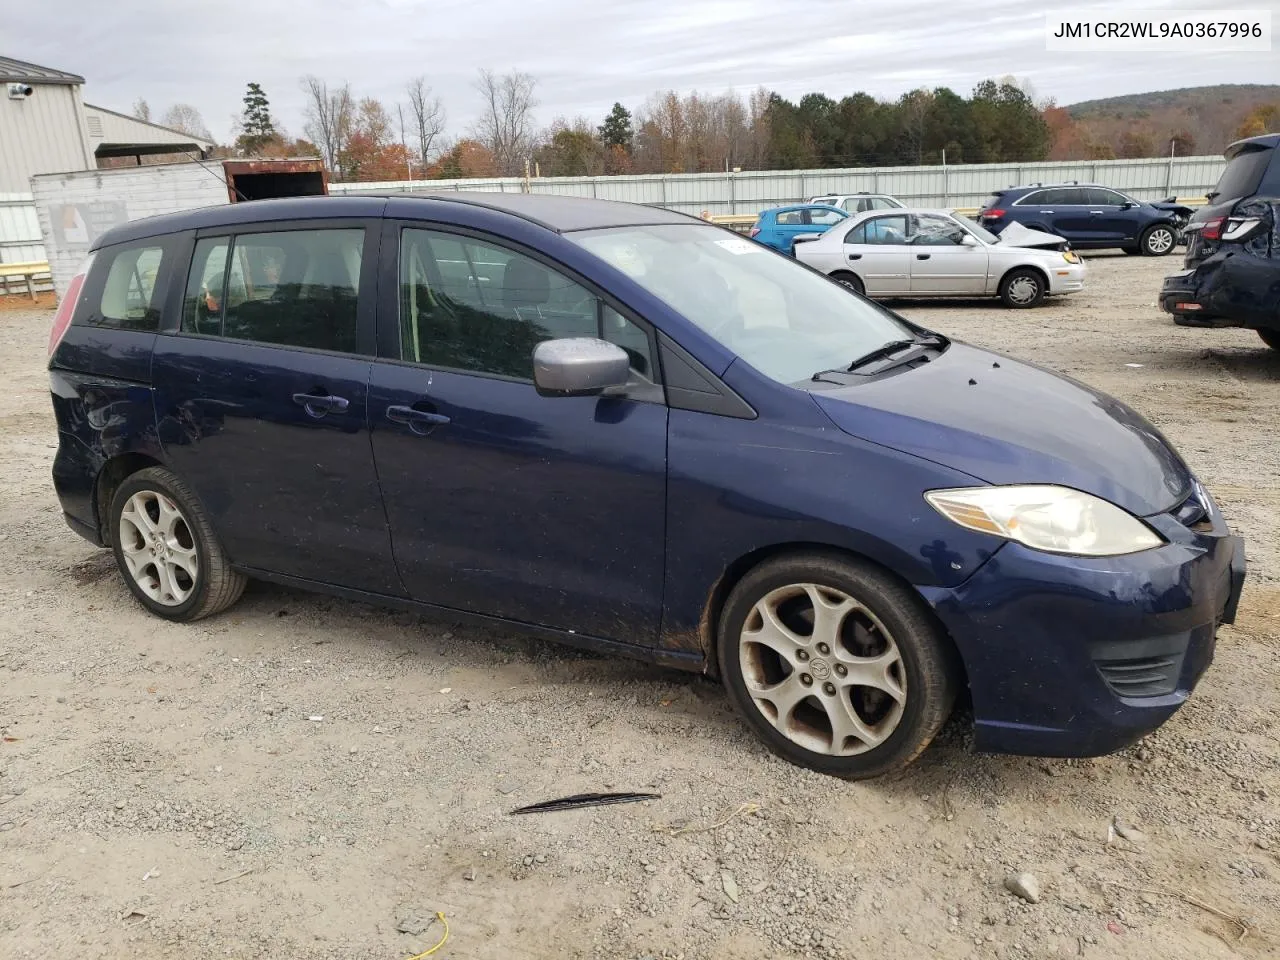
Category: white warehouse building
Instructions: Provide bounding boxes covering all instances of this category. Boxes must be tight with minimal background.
[0,55,214,272]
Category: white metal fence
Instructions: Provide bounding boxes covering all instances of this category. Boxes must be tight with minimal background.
[330,155,1228,216]
[2,154,1230,298]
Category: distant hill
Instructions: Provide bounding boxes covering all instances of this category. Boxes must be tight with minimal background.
[1067,84,1280,119]
[1057,85,1280,158]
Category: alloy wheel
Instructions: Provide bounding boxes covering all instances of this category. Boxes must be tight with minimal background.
[1146,227,1175,255]
[738,583,907,756]
[117,490,199,606]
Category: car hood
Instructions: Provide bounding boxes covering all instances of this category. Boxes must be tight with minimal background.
[996,221,1069,250]
[810,342,1193,516]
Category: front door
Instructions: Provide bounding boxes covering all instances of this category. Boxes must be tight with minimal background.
[844,214,912,295]
[907,214,989,294]
[368,224,668,645]
[151,222,402,595]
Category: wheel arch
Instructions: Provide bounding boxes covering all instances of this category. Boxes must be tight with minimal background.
[689,540,969,696]
[95,452,164,545]
[998,262,1050,293]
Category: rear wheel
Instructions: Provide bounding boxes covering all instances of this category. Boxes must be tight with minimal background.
[717,552,958,779]
[1258,329,1280,351]
[109,466,246,622]
[831,271,865,297]
[1140,224,1177,256]
[998,268,1045,308]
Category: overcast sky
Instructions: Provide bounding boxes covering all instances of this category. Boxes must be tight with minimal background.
[10,0,1280,144]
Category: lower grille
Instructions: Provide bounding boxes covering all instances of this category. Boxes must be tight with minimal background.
[1091,636,1189,698]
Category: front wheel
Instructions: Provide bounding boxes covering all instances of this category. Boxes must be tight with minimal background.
[998,268,1045,308]
[1140,224,1177,256]
[830,270,865,297]
[1258,329,1280,351]
[109,466,246,622]
[717,552,958,779]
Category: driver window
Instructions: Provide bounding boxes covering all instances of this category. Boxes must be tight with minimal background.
[399,228,655,380]
[912,215,967,246]
[860,215,909,245]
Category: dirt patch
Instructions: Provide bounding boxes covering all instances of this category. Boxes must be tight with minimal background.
[1,253,1277,959]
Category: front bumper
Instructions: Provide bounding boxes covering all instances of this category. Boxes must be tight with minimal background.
[1046,261,1086,295]
[921,506,1245,758]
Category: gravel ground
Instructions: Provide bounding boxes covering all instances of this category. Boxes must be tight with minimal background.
[1,252,1277,960]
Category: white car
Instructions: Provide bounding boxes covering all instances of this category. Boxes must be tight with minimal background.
[794,208,1087,308]
[808,193,905,213]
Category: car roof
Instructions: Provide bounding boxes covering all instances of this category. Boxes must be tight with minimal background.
[842,207,952,224]
[1224,132,1280,159]
[91,192,699,250]
[761,203,846,216]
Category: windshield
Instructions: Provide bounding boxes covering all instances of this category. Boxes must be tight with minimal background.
[571,224,915,384]
[954,213,999,244]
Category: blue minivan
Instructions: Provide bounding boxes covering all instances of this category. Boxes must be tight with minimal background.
[48,193,1245,779]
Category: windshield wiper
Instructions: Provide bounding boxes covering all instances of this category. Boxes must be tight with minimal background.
[810,335,946,382]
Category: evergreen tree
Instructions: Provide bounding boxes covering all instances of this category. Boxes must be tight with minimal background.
[238,82,277,155]
[598,103,634,151]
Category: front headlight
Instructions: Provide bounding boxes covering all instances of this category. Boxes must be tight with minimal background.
[925,485,1163,556]
[1063,251,1081,264]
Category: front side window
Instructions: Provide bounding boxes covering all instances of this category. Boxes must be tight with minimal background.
[807,208,845,226]
[572,224,916,385]
[911,214,967,246]
[1085,187,1129,206]
[399,228,656,380]
[91,242,168,331]
[870,197,903,210]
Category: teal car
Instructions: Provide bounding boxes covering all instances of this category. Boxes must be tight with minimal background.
[749,204,848,255]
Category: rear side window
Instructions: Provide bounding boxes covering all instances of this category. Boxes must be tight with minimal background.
[870,197,902,210]
[775,210,803,225]
[82,241,170,331]
[181,228,365,354]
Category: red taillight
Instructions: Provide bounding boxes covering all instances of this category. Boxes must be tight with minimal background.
[1199,216,1225,241]
[48,256,93,358]
[982,208,1006,219]
[749,226,760,238]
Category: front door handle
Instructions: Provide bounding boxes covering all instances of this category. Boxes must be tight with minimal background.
[1089,210,1104,215]
[292,392,349,418]
[847,253,862,260]
[1042,209,1054,214]
[916,253,931,260]
[386,404,451,435]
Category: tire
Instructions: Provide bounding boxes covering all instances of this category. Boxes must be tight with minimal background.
[109,466,246,622]
[1258,329,1280,351]
[1140,224,1177,257]
[831,271,865,297]
[717,552,958,779]
[998,268,1045,309]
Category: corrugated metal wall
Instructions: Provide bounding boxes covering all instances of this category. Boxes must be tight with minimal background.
[331,155,1229,215]
[0,83,94,194]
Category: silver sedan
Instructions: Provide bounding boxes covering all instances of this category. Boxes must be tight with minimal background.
[794,209,1087,308]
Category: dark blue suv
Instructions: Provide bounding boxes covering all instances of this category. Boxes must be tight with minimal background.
[48,193,1244,779]
[977,183,1188,256]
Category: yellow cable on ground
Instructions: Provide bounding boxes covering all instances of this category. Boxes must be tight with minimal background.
[406,912,449,959]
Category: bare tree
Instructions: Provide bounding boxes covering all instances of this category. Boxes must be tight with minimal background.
[406,76,447,170]
[473,68,538,175]
[161,104,212,140]
[301,76,354,173]
[133,99,152,122]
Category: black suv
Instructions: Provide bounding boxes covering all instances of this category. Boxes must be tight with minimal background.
[977,183,1191,256]
[1161,133,1280,350]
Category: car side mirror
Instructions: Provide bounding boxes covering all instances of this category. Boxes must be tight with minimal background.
[792,233,824,245]
[1121,201,1135,210]
[533,338,631,398]
[961,234,979,246]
